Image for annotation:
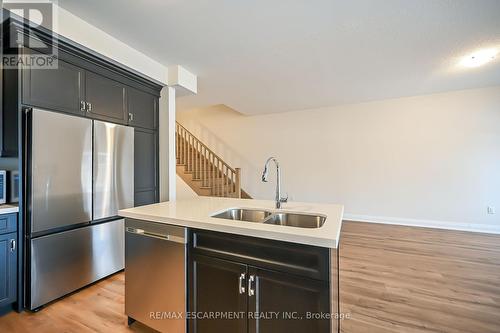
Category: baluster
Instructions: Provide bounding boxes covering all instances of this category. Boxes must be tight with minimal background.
[184,131,187,167]
[197,141,201,179]
[180,130,184,164]
[186,133,191,172]
[217,159,221,197]
[204,147,208,187]
[178,130,181,162]
[221,162,224,197]
[215,158,219,196]
[184,130,187,165]
[188,134,193,172]
[225,166,228,197]
[190,135,194,172]
[222,165,226,197]
[186,133,190,170]
[211,155,216,196]
[203,147,206,187]
[226,167,229,197]
[182,130,185,165]
[177,124,182,163]
[194,141,197,178]
[194,140,198,178]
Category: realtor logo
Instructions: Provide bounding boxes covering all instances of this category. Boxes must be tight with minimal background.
[2,0,58,68]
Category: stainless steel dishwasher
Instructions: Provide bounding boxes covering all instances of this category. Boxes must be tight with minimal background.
[125,219,187,333]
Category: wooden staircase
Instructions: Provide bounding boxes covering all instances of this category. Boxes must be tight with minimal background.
[176,122,251,198]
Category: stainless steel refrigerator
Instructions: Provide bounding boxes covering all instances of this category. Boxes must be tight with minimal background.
[25,108,134,310]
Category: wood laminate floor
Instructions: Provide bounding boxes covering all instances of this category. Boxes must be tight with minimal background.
[340,221,500,333]
[0,221,499,333]
[0,273,156,333]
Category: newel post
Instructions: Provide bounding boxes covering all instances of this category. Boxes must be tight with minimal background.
[235,168,242,198]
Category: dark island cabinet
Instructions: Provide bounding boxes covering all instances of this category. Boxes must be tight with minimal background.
[189,254,248,333]
[248,267,330,333]
[22,56,85,116]
[189,230,333,333]
[0,214,17,310]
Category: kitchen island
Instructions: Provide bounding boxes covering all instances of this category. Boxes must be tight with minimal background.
[119,197,343,333]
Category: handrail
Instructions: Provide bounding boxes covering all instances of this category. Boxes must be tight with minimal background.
[176,122,242,198]
[176,122,236,173]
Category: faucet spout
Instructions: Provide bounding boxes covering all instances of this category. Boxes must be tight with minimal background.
[262,157,287,209]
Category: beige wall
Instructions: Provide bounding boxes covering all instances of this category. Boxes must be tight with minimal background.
[177,86,500,233]
[176,176,197,199]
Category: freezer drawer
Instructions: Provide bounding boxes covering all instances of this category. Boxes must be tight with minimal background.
[93,121,134,220]
[125,219,187,333]
[29,219,125,309]
[31,109,92,233]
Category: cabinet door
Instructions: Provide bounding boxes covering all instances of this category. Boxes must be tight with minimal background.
[134,128,157,206]
[22,56,85,115]
[134,191,156,207]
[189,254,248,333]
[0,232,17,307]
[128,87,157,130]
[248,267,330,333]
[85,71,127,124]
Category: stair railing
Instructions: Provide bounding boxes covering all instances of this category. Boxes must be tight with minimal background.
[176,122,242,198]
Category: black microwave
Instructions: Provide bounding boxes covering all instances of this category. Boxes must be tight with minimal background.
[9,171,19,203]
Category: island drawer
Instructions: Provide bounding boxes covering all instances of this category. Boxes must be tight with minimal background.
[189,229,330,281]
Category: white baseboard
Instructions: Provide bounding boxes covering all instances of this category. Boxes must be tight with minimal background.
[342,213,500,235]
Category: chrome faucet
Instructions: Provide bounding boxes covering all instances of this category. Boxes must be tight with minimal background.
[262,157,288,209]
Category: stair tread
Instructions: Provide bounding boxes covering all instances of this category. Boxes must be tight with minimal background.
[176,125,252,199]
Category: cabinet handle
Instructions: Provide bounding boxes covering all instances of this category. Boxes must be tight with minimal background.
[86,102,92,112]
[248,275,255,296]
[10,239,16,252]
[128,113,134,122]
[238,273,246,294]
[80,101,86,112]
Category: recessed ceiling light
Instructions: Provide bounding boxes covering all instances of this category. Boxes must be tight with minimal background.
[460,49,497,68]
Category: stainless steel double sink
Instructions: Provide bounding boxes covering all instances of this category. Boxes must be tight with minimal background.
[211,208,326,229]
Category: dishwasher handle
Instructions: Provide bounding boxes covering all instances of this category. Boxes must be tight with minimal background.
[126,227,186,244]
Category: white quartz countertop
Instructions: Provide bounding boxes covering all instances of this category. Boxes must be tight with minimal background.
[0,204,19,214]
[118,197,344,248]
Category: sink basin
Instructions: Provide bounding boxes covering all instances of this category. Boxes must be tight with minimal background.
[211,208,272,223]
[264,212,326,228]
[211,208,326,229]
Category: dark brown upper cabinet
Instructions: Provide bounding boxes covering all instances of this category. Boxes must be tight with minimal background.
[127,87,157,130]
[22,56,85,116]
[20,50,160,127]
[85,71,127,124]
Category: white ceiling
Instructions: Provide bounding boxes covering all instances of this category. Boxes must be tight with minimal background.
[58,0,500,115]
